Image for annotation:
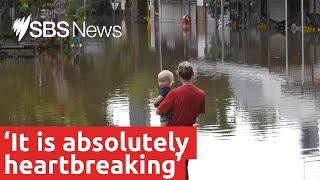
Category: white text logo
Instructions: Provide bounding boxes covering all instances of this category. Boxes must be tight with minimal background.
[12,15,122,42]
[12,15,32,42]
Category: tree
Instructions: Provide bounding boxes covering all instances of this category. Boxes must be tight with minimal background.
[131,0,147,22]
[131,0,139,21]
[90,0,112,16]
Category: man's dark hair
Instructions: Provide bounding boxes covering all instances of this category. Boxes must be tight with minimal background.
[177,61,194,80]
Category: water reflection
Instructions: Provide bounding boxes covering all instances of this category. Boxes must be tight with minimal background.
[301,121,319,155]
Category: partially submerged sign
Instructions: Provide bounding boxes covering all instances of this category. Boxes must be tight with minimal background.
[111,2,119,10]
[55,0,65,14]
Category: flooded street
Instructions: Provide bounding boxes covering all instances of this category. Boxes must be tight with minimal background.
[1,17,320,179]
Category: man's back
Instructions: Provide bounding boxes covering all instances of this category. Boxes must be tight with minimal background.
[158,84,205,126]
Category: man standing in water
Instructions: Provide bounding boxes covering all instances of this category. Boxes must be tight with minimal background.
[156,61,205,180]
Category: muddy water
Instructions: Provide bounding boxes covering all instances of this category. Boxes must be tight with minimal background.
[0,20,319,179]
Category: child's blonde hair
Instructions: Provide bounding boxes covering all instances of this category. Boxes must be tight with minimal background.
[158,70,174,86]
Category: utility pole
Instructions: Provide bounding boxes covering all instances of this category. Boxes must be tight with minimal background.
[221,0,224,27]
[221,0,225,62]
[189,0,191,19]
[112,0,115,24]
[215,0,218,29]
[242,0,245,27]
[267,0,270,67]
[188,0,191,60]
[285,0,288,78]
[158,0,162,70]
[313,0,316,85]
[267,0,270,28]
[84,0,86,20]
[301,0,305,84]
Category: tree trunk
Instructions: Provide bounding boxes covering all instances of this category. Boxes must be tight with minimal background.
[131,0,139,22]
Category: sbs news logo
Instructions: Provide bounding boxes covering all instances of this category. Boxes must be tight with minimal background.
[12,15,122,42]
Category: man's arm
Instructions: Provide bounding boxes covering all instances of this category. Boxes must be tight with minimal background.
[156,91,174,115]
[154,95,164,107]
[156,108,162,115]
[199,94,205,114]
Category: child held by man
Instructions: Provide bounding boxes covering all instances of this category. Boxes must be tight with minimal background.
[154,70,174,126]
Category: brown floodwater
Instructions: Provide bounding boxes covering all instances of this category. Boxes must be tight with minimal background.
[0,19,319,179]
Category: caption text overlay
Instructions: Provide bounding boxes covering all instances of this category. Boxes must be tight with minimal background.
[0,127,197,180]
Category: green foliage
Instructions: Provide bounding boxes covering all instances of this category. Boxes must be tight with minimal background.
[66,0,112,17]
[77,7,84,18]
[1,0,148,21]
[19,3,32,16]
[66,0,81,16]
[0,0,9,8]
[126,0,132,9]
[204,0,219,15]
[38,36,70,50]
[17,0,41,16]
[89,0,112,16]
[138,0,147,18]
[130,0,148,22]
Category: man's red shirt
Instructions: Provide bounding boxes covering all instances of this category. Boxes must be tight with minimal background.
[158,84,205,126]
